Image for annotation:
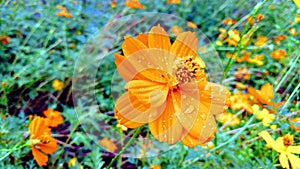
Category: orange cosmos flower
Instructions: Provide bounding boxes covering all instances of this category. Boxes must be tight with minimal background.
[229,92,253,113]
[167,0,180,4]
[1,35,10,44]
[114,25,229,147]
[274,34,286,44]
[43,109,64,127]
[271,49,287,60]
[248,83,274,106]
[254,36,268,47]
[246,16,255,25]
[288,28,298,36]
[256,14,264,21]
[111,0,116,8]
[29,117,58,166]
[125,0,144,9]
[235,67,250,81]
[223,18,236,25]
[56,5,72,18]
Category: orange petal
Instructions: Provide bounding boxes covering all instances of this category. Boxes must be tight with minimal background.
[170,32,200,63]
[136,33,148,47]
[32,147,48,166]
[122,35,148,56]
[29,117,49,139]
[148,25,171,51]
[39,137,58,154]
[114,92,161,127]
[181,132,201,148]
[149,94,183,144]
[114,53,125,67]
[126,80,169,107]
[116,49,176,83]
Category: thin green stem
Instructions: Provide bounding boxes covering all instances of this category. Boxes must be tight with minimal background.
[275,53,300,92]
[107,127,143,169]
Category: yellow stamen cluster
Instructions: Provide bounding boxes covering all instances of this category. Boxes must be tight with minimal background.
[173,55,206,84]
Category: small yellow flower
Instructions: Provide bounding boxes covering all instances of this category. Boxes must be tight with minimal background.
[259,131,300,169]
[288,28,297,36]
[68,157,77,167]
[253,105,275,127]
[52,79,64,91]
[254,36,267,47]
[1,81,6,87]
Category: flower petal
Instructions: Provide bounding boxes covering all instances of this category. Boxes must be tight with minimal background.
[114,92,160,128]
[181,132,201,148]
[287,153,300,169]
[126,80,169,107]
[258,131,283,153]
[170,32,205,68]
[279,153,290,169]
[39,137,58,154]
[32,147,48,166]
[122,35,148,56]
[29,117,49,139]
[287,145,300,154]
[149,94,183,144]
[136,33,148,47]
[148,25,171,50]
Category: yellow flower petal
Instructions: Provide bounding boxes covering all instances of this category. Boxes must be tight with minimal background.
[279,152,290,169]
[258,131,283,153]
[287,153,300,169]
[287,145,300,154]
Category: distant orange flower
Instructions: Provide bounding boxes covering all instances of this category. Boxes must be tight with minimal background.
[226,29,240,46]
[274,35,286,44]
[256,14,264,21]
[248,83,274,106]
[271,49,287,60]
[111,0,116,8]
[229,92,253,113]
[235,67,250,81]
[29,117,58,166]
[43,109,64,127]
[290,118,300,132]
[100,138,118,152]
[223,18,236,25]
[167,0,180,4]
[254,36,267,47]
[1,35,10,44]
[186,21,197,29]
[125,0,144,9]
[246,16,255,25]
[56,5,72,18]
[217,112,240,126]
[114,25,229,147]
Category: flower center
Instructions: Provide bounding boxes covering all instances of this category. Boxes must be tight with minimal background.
[283,134,294,146]
[31,133,52,145]
[172,55,207,84]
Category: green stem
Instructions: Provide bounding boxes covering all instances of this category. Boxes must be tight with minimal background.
[274,53,300,92]
[106,127,143,169]
[222,0,268,81]
[0,140,30,162]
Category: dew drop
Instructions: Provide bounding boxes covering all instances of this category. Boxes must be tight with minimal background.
[184,105,194,114]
